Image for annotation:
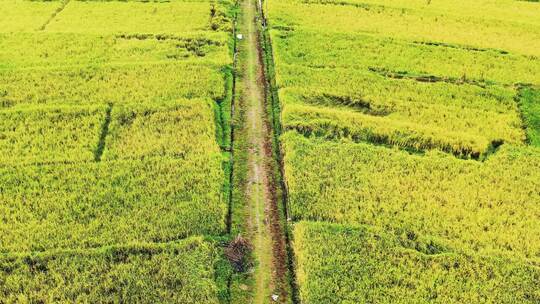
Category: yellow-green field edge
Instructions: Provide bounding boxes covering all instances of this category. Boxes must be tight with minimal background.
[516,85,540,147]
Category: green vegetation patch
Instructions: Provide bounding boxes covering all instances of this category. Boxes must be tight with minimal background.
[103,99,219,160]
[293,221,540,304]
[0,237,222,303]
[0,156,225,253]
[0,104,106,165]
[518,88,540,147]
[282,132,540,264]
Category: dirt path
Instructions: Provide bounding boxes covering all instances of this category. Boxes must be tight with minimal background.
[238,0,289,302]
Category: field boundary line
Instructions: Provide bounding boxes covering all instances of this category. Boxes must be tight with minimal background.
[0,59,226,72]
[226,1,240,234]
[94,103,113,162]
[286,127,505,162]
[38,0,71,31]
[515,85,540,147]
[0,237,218,259]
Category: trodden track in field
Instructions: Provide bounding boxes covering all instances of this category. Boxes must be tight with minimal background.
[237,0,289,302]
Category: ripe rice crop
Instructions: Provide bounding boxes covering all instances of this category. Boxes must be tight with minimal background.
[0,156,225,253]
[268,2,537,155]
[278,67,525,157]
[103,99,219,160]
[0,104,106,165]
[293,221,540,303]
[0,32,231,69]
[276,66,519,111]
[269,0,540,56]
[282,102,504,158]
[0,237,222,303]
[303,0,540,28]
[271,30,540,85]
[268,0,540,300]
[3,0,537,300]
[45,1,222,34]
[283,132,540,265]
[267,0,539,155]
[0,63,226,108]
[0,1,62,32]
[267,0,540,303]
[0,0,236,300]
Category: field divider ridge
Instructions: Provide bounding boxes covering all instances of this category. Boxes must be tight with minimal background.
[226,0,240,234]
[93,103,113,162]
[38,0,71,31]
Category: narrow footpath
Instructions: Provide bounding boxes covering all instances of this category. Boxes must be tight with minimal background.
[237,0,289,302]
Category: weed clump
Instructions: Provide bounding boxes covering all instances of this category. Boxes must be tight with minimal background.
[225,235,253,272]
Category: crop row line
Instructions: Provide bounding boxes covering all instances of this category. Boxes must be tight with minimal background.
[367,66,503,89]
[0,236,206,259]
[299,0,392,12]
[225,2,240,234]
[0,59,226,73]
[221,2,240,303]
[94,103,113,162]
[286,125,505,162]
[412,41,510,55]
[38,0,71,31]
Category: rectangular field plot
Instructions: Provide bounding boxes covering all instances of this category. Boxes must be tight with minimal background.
[304,0,540,28]
[281,100,521,158]
[268,0,540,56]
[271,28,535,156]
[293,221,540,304]
[0,1,62,33]
[0,237,222,303]
[103,99,219,160]
[276,65,519,112]
[0,105,106,165]
[0,156,225,253]
[271,30,540,85]
[0,63,225,108]
[0,0,234,300]
[278,68,525,157]
[271,0,540,300]
[0,32,231,69]
[45,1,224,34]
[282,132,540,265]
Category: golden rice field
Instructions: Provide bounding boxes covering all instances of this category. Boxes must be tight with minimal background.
[1,0,539,302]
[0,0,236,302]
[266,0,540,302]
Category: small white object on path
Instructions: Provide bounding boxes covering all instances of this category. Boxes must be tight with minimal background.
[237,33,243,40]
[271,294,279,302]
